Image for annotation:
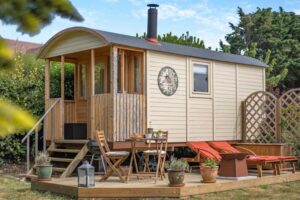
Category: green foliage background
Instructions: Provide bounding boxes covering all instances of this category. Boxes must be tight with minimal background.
[0,54,74,164]
[220,7,300,89]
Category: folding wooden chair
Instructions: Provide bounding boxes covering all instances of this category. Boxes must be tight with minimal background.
[143,130,168,180]
[95,130,129,182]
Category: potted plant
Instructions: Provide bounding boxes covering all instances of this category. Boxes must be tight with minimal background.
[157,129,163,139]
[35,152,52,181]
[167,158,188,187]
[145,128,153,139]
[200,159,218,183]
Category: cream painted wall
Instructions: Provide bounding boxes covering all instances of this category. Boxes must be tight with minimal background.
[147,50,265,142]
[42,31,107,58]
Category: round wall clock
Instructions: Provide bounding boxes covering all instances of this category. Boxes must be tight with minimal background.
[157,66,179,96]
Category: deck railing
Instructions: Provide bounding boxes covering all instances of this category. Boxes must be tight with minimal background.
[21,98,61,172]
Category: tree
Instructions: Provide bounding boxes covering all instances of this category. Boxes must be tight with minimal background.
[0,0,83,69]
[220,7,300,89]
[137,31,206,49]
[0,1,83,137]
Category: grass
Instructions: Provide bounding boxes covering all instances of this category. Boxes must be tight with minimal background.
[0,177,69,200]
[0,176,300,200]
[193,181,300,200]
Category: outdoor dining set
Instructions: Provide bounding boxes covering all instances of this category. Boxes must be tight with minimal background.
[93,129,169,183]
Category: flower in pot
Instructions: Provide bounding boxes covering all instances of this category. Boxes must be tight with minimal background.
[167,158,188,187]
[200,159,218,183]
[35,152,52,181]
[157,129,163,139]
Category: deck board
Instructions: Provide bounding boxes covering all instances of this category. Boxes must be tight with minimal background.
[31,172,300,198]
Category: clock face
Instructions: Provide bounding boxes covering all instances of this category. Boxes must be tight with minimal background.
[157,66,178,96]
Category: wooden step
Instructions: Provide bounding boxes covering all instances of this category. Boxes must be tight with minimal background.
[53,167,66,172]
[48,148,80,153]
[50,157,73,162]
[54,140,88,144]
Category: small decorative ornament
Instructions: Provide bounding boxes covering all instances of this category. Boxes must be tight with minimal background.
[158,66,178,96]
[78,160,95,187]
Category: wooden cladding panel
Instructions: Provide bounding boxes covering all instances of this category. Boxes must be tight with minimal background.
[115,93,145,141]
[94,93,145,142]
[45,99,62,140]
[94,94,113,141]
[64,101,76,123]
[76,100,88,123]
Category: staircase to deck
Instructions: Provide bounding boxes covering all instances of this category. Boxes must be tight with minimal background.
[26,140,89,179]
[47,140,89,178]
[21,99,90,179]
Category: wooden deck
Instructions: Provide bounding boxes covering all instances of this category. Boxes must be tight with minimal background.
[31,171,300,198]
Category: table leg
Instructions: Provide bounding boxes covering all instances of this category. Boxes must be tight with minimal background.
[155,142,163,183]
[127,141,135,183]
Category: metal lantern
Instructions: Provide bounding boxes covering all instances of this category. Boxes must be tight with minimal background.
[77,160,95,187]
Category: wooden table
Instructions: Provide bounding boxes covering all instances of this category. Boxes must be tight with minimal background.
[126,137,167,183]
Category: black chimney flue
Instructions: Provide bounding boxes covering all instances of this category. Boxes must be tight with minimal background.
[147,4,159,43]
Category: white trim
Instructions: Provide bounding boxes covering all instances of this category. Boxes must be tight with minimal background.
[189,58,213,98]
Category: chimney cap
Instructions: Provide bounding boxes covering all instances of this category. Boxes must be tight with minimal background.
[147,4,159,8]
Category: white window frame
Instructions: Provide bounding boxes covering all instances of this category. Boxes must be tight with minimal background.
[189,59,213,98]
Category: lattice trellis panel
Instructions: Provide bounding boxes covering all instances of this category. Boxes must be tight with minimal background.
[243,91,278,143]
[280,88,300,154]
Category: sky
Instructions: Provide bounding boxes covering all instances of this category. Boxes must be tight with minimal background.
[1,0,300,49]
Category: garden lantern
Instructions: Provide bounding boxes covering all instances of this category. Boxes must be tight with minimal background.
[77,160,95,187]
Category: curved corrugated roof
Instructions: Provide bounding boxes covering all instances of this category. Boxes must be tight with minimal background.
[39,27,268,67]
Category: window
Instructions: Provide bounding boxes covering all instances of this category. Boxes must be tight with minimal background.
[190,60,212,98]
[133,55,140,93]
[193,64,208,92]
[95,62,105,94]
[79,64,86,98]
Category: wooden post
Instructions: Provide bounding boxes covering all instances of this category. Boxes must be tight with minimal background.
[111,46,118,142]
[241,101,246,142]
[60,56,65,140]
[276,100,282,143]
[90,49,95,139]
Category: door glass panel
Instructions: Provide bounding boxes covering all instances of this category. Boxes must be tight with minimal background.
[80,64,86,98]
[95,61,105,94]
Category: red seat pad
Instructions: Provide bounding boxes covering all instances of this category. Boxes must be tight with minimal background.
[208,141,240,154]
[278,156,298,160]
[187,142,222,161]
[247,155,281,161]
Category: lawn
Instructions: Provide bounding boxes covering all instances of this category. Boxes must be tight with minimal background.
[0,176,300,200]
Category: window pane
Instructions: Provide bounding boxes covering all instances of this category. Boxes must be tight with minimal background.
[95,62,105,94]
[80,64,86,97]
[134,55,140,93]
[193,64,208,92]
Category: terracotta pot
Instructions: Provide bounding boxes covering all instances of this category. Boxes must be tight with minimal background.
[200,166,218,183]
[168,169,185,187]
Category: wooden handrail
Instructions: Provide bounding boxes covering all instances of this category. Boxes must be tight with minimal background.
[21,98,60,143]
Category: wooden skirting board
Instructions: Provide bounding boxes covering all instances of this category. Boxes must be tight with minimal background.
[31,172,300,198]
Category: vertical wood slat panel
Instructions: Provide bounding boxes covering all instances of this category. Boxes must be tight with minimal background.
[45,99,62,141]
[94,94,113,141]
[115,93,145,141]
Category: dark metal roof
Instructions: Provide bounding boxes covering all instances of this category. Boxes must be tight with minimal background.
[95,29,267,68]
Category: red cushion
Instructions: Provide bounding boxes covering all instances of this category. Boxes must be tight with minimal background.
[208,141,240,153]
[247,155,281,161]
[187,142,222,160]
[279,156,298,160]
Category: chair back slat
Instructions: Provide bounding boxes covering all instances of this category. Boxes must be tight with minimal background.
[95,130,110,155]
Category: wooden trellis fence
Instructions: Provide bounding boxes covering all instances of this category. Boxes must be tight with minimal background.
[242,88,300,144]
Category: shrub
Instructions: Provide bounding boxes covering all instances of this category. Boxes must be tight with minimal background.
[0,53,74,165]
[0,134,26,165]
